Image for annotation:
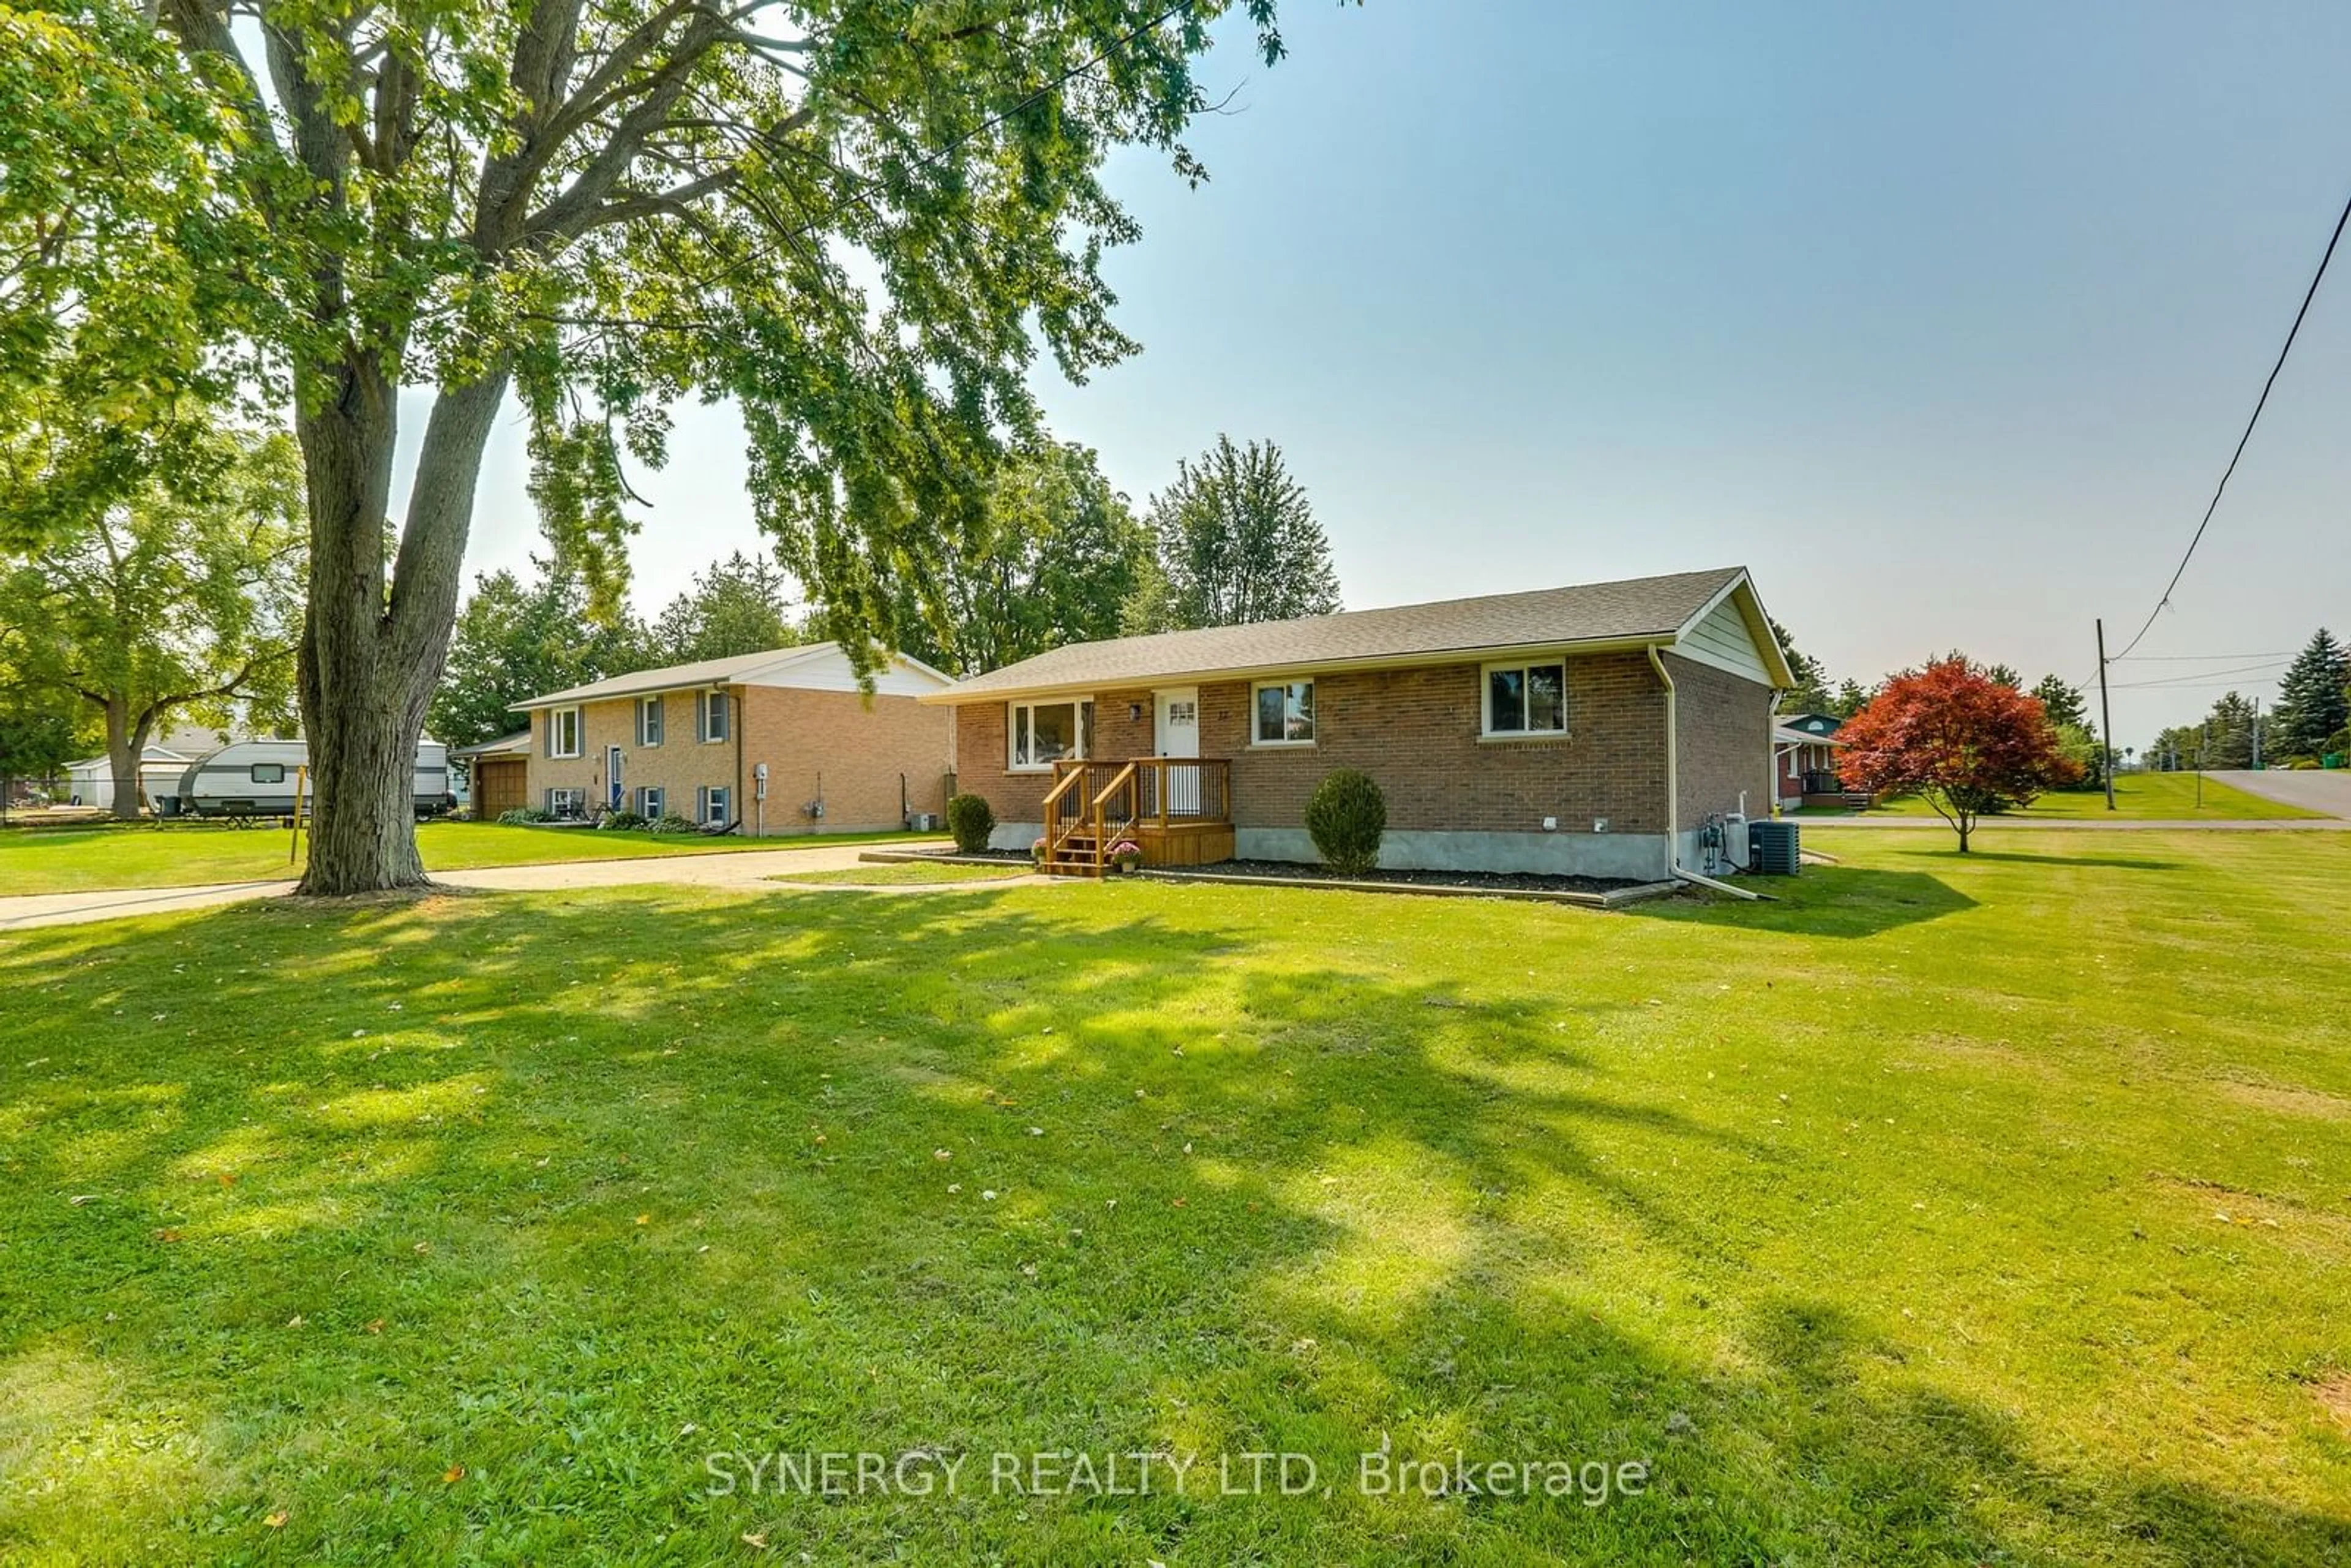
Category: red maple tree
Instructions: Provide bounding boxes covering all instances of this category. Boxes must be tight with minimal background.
[1836,658,2082,852]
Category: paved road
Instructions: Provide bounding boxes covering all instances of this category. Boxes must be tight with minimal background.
[1798,816,2351,831]
[2204,768,2351,818]
[0,841,1033,932]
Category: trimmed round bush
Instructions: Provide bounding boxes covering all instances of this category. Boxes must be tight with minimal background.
[1304,769,1386,877]
[945,792,996,854]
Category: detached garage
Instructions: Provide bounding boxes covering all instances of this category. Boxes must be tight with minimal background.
[454,730,531,819]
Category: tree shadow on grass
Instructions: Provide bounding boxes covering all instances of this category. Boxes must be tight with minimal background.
[1,885,2345,1562]
[1631,865,1978,939]
[1878,844,2186,872]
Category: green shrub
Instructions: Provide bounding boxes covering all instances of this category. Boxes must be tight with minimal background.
[945,792,996,854]
[497,806,552,825]
[647,813,698,836]
[1304,769,1386,877]
[599,810,648,831]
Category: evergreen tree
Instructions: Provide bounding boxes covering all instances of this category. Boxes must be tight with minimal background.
[1769,616,1833,713]
[2031,674,2088,732]
[2272,629,2349,760]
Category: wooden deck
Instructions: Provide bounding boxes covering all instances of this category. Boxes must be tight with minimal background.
[1040,757,1235,877]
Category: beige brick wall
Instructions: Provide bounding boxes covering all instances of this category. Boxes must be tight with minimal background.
[740,685,953,833]
[527,683,951,832]
[954,652,1672,838]
[525,693,738,818]
[1665,651,1776,828]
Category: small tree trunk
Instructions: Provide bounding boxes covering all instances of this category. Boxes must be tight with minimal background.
[293,354,510,896]
[1955,811,1973,853]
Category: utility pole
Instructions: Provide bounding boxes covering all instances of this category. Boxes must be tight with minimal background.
[2096,618,2117,811]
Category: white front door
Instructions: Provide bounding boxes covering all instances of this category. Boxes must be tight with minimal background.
[607,745,626,809]
[1155,687,1199,814]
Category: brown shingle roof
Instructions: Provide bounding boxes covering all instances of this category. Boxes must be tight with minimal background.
[932,566,1755,702]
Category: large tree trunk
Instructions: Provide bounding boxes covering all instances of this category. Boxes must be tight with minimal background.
[101,700,155,822]
[293,354,509,895]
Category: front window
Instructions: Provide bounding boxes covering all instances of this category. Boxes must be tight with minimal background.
[1010,699,1093,770]
[1485,661,1566,736]
[637,786,665,818]
[547,707,582,758]
[547,786,584,817]
[697,691,730,743]
[1253,680,1315,745]
[699,786,730,825]
[637,696,664,747]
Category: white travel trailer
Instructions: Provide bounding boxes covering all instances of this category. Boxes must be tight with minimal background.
[167,738,454,820]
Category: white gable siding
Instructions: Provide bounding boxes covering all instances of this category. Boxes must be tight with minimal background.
[1674,597,1772,685]
[749,644,949,698]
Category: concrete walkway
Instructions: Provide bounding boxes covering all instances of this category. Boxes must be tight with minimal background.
[0,842,1041,932]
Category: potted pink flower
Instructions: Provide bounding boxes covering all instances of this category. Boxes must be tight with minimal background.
[1108,839,1143,873]
[1030,836,1049,866]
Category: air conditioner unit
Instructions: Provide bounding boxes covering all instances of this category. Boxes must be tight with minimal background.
[1719,812,1752,870]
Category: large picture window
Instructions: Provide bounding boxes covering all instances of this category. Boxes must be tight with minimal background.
[1252,680,1316,746]
[547,707,583,758]
[1484,660,1567,737]
[1010,699,1093,770]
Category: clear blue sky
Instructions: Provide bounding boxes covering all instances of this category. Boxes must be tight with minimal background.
[440,1,2351,749]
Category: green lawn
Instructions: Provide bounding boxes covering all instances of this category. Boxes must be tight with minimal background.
[2,830,2347,1563]
[766,860,1032,887]
[0,823,946,898]
[1809,771,2322,821]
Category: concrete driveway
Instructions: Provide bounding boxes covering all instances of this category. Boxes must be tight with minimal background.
[0,842,1035,932]
[2204,769,2351,819]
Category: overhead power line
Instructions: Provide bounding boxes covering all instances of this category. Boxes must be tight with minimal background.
[2109,182,2351,662]
[2112,650,2293,663]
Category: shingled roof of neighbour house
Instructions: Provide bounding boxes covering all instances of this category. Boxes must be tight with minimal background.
[929,566,1790,702]
[450,730,533,758]
[514,642,953,710]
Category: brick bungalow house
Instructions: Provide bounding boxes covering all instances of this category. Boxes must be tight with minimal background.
[512,643,955,833]
[925,566,1792,880]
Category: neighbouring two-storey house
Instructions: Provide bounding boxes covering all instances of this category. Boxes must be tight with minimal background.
[512,642,954,833]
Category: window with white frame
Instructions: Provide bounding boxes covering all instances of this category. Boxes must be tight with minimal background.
[547,706,583,758]
[1483,659,1567,737]
[1252,680,1316,745]
[696,690,729,743]
[1008,699,1093,770]
[547,786,585,817]
[697,785,731,824]
[636,786,665,819]
[636,695,664,746]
